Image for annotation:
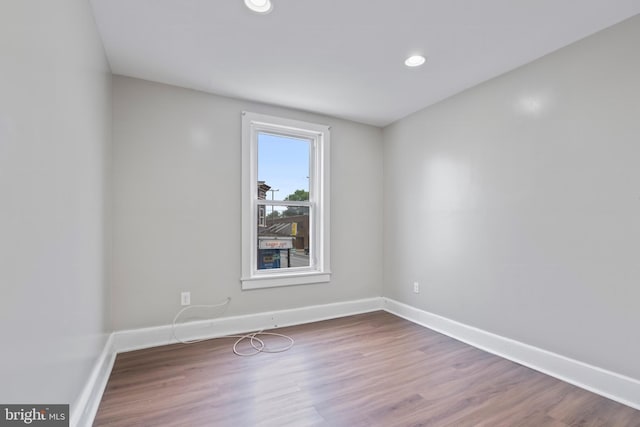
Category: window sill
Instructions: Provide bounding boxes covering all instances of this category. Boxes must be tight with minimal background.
[241,271,331,290]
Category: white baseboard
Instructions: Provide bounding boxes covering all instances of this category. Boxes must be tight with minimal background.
[70,334,117,427]
[113,297,384,353]
[382,297,640,411]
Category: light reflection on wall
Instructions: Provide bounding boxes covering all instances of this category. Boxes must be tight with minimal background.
[425,156,471,212]
[189,127,212,149]
[423,156,472,261]
[515,91,553,117]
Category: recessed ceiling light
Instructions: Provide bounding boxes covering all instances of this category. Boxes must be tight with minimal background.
[405,55,426,67]
[244,0,273,14]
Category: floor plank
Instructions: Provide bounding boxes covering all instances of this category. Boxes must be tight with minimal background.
[94,311,640,426]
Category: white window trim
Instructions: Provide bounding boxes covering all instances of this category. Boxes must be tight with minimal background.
[241,111,331,290]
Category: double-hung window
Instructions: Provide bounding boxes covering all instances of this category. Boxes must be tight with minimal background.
[241,112,330,289]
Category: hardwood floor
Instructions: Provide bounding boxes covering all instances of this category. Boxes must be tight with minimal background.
[94,312,640,426]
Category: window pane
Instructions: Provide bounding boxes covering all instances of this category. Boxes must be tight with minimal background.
[257,205,310,269]
[257,132,310,202]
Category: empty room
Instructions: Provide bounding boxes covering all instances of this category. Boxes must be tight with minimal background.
[1,0,640,426]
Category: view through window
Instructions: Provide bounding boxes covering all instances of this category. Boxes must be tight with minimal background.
[257,132,311,270]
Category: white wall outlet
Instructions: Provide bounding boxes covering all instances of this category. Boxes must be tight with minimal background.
[181,291,191,306]
[413,282,420,293]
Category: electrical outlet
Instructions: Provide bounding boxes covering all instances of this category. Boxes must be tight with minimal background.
[181,291,191,306]
[413,282,420,294]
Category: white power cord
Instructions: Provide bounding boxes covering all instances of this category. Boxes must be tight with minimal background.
[231,330,294,356]
[171,297,232,344]
[171,297,294,356]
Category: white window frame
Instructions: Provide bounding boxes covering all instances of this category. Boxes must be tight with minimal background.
[241,111,331,290]
[258,206,266,227]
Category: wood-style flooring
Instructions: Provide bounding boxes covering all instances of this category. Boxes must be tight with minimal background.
[94,311,640,426]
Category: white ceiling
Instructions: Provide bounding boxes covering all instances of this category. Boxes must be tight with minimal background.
[90,0,640,127]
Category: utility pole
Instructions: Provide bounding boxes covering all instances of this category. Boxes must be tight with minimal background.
[268,189,279,219]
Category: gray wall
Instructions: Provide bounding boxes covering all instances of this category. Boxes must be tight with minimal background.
[383,15,640,380]
[112,76,384,330]
[0,0,112,407]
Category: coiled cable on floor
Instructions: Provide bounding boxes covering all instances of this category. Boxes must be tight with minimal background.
[231,330,294,356]
[171,297,294,356]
